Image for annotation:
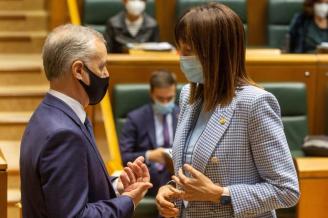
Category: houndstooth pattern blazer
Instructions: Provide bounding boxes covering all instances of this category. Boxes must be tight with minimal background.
[172,84,300,218]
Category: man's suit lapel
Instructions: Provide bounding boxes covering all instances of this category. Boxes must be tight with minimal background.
[43,94,112,183]
[173,98,202,174]
[82,118,112,180]
[192,98,237,174]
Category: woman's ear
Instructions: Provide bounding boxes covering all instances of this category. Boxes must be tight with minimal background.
[71,60,84,80]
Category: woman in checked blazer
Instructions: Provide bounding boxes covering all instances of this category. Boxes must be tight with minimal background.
[156,3,300,218]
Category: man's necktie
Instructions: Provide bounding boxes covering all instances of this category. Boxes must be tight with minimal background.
[162,114,170,148]
[84,117,95,140]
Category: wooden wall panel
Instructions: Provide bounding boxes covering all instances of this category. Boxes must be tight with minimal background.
[247,0,268,46]
[316,56,328,134]
[156,0,177,43]
[296,158,328,218]
[49,0,70,29]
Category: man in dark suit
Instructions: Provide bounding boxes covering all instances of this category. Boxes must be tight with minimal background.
[120,70,179,196]
[20,24,152,218]
[104,0,160,53]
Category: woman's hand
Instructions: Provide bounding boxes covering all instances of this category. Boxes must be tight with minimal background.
[156,185,182,218]
[172,164,223,203]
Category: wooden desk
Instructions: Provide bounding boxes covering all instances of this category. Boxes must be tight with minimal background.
[296,157,328,218]
[0,150,7,218]
[316,55,328,134]
[107,52,326,134]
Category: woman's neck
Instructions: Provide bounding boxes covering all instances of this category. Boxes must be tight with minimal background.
[314,16,328,29]
[126,13,141,22]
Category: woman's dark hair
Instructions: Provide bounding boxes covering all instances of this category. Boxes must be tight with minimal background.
[304,0,323,17]
[175,3,254,111]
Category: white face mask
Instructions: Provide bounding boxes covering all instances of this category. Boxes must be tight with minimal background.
[126,0,146,17]
[179,56,204,84]
[314,3,328,19]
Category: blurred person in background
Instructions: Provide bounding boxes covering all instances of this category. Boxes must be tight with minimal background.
[120,70,179,197]
[104,0,160,53]
[288,0,328,53]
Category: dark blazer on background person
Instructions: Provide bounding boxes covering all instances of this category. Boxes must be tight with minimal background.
[20,94,134,218]
[119,103,179,195]
[104,12,160,53]
[288,12,328,53]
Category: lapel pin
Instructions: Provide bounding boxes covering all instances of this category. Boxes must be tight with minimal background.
[211,157,219,164]
[219,117,226,125]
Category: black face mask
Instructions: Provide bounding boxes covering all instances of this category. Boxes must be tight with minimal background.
[79,64,109,105]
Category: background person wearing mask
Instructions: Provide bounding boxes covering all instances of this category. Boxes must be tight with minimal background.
[288,0,328,53]
[156,3,300,218]
[20,24,152,218]
[120,70,179,197]
[104,0,160,53]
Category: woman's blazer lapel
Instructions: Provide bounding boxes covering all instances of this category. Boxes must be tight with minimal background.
[172,98,202,174]
[173,94,237,175]
[192,98,237,174]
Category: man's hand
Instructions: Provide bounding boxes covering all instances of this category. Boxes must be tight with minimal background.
[148,147,166,164]
[172,164,223,203]
[119,156,153,206]
[156,185,181,218]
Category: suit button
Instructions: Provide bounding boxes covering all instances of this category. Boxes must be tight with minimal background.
[210,157,219,164]
[219,117,226,125]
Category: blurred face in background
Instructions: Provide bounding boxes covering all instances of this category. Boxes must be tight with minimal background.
[151,85,176,115]
[151,85,176,104]
[314,0,328,18]
[123,0,146,18]
[305,0,328,19]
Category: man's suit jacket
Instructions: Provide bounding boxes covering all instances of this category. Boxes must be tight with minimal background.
[119,104,179,195]
[104,12,160,53]
[20,94,134,218]
[173,85,300,218]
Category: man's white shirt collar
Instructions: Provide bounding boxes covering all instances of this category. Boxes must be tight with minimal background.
[48,89,86,123]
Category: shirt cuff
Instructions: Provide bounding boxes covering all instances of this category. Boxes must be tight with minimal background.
[112,177,121,196]
[145,150,151,164]
[222,187,230,196]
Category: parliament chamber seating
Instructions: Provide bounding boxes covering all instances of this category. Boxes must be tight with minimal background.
[267,0,303,49]
[83,0,155,34]
[262,83,307,157]
[176,0,248,31]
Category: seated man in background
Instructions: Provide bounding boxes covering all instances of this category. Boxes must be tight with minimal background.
[104,0,160,53]
[288,0,328,53]
[120,70,179,196]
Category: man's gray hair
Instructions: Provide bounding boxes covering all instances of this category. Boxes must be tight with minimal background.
[42,24,106,81]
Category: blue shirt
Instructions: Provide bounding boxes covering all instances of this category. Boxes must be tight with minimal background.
[184,104,213,168]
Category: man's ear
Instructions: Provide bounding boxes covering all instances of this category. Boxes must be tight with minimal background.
[71,60,84,80]
[149,91,155,103]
